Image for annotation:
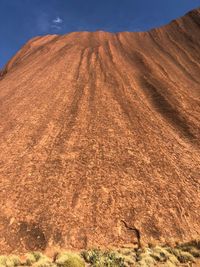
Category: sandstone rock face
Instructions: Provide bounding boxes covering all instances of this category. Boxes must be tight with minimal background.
[0,9,200,253]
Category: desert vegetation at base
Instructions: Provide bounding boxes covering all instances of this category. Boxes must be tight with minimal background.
[0,240,200,267]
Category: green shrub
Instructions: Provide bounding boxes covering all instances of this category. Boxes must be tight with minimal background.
[0,256,8,267]
[56,252,85,267]
[167,248,195,263]
[150,246,169,262]
[177,240,200,250]
[178,246,200,258]
[135,246,180,267]
[176,240,200,258]
[133,248,155,267]
[136,254,155,267]
[25,252,50,266]
[0,256,21,267]
[81,249,100,264]
[176,251,195,263]
[34,259,55,267]
[1,241,199,267]
[32,252,45,261]
[103,251,126,267]
[25,253,37,266]
[187,247,200,258]
[116,248,136,266]
[81,249,126,267]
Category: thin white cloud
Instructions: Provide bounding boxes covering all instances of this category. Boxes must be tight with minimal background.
[51,16,64,32]
[53,17,63,24]
[36,14,63,33]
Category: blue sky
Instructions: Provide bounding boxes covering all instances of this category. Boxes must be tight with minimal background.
[0,0,200,68]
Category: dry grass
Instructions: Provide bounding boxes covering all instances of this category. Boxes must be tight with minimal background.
[0,255,21,267]
[81,249,126,267]
[0,240,199,267]
[55,252,85,267]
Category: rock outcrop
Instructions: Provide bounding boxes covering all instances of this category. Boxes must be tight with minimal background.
[0,8,200,253]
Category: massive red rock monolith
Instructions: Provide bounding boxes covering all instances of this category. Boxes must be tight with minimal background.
[0,8,200,253]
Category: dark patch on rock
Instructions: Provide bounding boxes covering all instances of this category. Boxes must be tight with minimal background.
[18,222,47,251]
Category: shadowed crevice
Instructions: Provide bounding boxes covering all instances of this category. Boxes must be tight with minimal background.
[140,77,197,143]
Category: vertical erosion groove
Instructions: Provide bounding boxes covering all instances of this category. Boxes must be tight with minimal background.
[139,77,197,143]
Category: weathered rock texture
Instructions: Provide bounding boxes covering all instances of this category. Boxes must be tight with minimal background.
[0,8,200,253]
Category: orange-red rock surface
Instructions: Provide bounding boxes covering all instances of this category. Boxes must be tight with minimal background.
[0,8,200,253]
